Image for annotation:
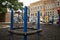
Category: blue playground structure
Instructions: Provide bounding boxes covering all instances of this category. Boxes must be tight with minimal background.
[37,11,40,29]
[9,6,60,40]
[9,6,42,40]
[10,9,14,30]
[24,6,27,32]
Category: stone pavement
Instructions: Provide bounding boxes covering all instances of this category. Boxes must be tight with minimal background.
[0,24,60,40]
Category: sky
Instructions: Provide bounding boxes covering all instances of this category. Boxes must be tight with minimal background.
[18,0,39,6]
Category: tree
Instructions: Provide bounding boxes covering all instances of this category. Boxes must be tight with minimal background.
[12,1,23,11]
[0,0,23,13]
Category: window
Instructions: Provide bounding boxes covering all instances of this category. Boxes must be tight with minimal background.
[35,13,37,16]
[40,6,42,9]
[40,12,42,16]
[39,6,42,10]
[52,11,54,15]
[50,4,52,8]
[57,1,60,6]
[31,14,34,16]
[45,5,46,9]
[38,6,39,9]
[31,8,32,11]
[34,7,35,10]
[57,2,59,6]
[44,12,47,16]
[48,12,49,16]
[49,11,54,16]
[49,12,51,16]
[47,4,49,9]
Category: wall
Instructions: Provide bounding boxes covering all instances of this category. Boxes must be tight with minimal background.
[5,12,10,22]
[0,13,5,22]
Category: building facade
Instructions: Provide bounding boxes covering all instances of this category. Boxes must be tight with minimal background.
[29,0,60,22]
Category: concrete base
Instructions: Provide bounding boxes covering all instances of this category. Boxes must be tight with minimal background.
[8,27,42,35]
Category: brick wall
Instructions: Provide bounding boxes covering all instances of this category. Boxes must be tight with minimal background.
[5,12,10,22]
[0,13,5,22]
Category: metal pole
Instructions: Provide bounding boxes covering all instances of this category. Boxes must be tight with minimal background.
[24,6,27,32]
[10,9,14,30]
[37,11,40,29]
[52,16,54,25]
[59,14,60,27]
[24,35,27,40]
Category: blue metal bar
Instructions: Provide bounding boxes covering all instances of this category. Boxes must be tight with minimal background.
[24,35,27,40]
[37,32,40,40]
[37,11,40,29]
[52,16,54,25]
[24,6,27,32]
[10,9,14,30]
[59,14,60,27]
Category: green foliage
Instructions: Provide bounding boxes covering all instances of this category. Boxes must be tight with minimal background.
[0,0,23,13]
[12,1,23,10]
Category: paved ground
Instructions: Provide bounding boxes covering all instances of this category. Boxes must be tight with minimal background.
[0,24,60,40]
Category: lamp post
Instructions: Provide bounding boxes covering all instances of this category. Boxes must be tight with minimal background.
[57,8,60,27]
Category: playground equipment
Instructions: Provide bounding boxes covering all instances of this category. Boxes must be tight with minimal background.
[52,16,54,24]
[37,11,40,29]
[8,6,42,35]
[10,9,14,30]
[48,13,54,25]
[45,16,48,24]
